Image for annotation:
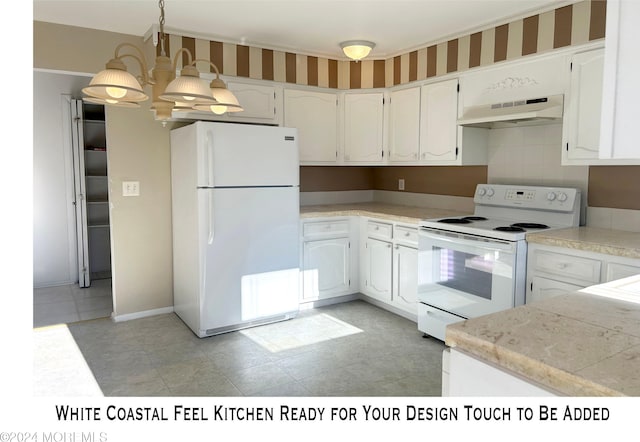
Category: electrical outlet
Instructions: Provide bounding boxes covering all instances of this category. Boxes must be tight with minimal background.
[122,181,140,197]
[398,179,405,191]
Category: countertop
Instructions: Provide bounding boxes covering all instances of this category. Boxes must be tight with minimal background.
[300,202,467,224]
[526,226,640,259]
[445,275,640,396]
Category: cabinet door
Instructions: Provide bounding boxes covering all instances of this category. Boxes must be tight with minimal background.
[605,262,640,282]
[389,87,420,162]
[284,89,337,163]
[564,49,604,162]
[227,82,276,121]
[302,237,350,300]
[528,276,585,304]
[420,79,458,163]
[363,238,393,300]
[393,244,418,314]
[344,93,384,163]
[600,0,640,160]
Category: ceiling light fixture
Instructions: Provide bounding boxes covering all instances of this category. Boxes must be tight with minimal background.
[82,0,242,124]
[340,40,376,62]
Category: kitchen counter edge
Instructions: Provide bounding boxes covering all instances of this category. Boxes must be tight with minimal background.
[526,226,640,259]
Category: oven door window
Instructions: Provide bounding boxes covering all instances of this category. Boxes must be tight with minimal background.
[436,247,494,300]
[418,231,517,318]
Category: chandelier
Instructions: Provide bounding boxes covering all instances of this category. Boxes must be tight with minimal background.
[82,0,242,123]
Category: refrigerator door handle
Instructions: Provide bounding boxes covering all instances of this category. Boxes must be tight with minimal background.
[207,191,215,244]
[206,131,215,187]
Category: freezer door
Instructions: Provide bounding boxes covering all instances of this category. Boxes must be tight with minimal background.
[196,122,299,187]
[198,187,300,334]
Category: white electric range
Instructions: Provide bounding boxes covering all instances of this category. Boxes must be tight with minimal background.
[417,184,582,341]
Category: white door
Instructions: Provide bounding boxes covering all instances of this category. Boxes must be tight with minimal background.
[302,237,351,300]
[195,122,299,187]
[420,79,458,162]
[393,244,418,314]
[528,276,585,304]
[344,92,385,163]
[70,99,90,288]
[200,187,300,332]
[565,49,604,162]
[364,238,393,301]
[389,87,421,163]
[284,89,338,163]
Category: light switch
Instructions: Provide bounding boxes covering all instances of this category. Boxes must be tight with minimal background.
[122,181,140,197]
[398,179,405,191]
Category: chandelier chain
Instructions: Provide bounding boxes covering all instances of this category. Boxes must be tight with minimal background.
[158,0,166,56]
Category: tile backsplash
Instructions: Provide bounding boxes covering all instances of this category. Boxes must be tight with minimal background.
[486,123,589,194]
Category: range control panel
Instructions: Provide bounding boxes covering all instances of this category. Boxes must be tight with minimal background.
[474,184,579,211]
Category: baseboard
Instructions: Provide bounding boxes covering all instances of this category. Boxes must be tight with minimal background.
[112,306,174,322]
[298,293,360,310]
[358,293,418,323]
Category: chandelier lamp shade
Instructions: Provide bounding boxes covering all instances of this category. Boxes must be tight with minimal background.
[193,62,243,115]
[81,0,242,123]
[340,40,376,61]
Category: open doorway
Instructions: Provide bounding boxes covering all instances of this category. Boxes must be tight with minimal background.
[33,70,113,327]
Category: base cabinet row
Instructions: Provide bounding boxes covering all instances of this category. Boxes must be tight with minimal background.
[300,216,418,317]
[526,243,640,304]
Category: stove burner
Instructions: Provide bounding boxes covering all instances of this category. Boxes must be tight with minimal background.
[494,226,525,232]
[462,216,488,221]
[437,218,472,224]
[511,223,549,229]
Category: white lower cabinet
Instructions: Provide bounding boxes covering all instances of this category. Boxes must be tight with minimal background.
[529,276,585,303]
[301,218,357,302]
[302,216,421,318]
[526,243,640,304]
[393,244,418,313]
[446,348,557,396]
[302,237,351,300]
[360,219,419,316]
[362,237,393,301]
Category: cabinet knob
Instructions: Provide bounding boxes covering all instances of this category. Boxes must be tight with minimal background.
[405,231,410,237]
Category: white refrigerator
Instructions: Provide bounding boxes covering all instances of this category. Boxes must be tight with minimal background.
[170,121,300,338]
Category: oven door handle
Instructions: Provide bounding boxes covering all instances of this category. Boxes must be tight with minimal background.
[419,228,516,253]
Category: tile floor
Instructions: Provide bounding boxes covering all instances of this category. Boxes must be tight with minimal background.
[33,278,113,327]
[35,300,446,397]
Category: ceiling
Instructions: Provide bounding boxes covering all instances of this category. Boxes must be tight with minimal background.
[33,0,566,60]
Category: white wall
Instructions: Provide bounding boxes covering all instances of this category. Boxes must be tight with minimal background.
[33,71,90,287]
[105,102,175,317]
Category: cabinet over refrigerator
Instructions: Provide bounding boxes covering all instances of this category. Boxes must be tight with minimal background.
[171,121,300,337]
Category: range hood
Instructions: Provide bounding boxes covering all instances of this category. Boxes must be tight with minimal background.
[458,94,563,128]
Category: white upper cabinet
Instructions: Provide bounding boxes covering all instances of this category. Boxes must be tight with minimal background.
[343,92,385,163]
[562,48,604,164]
[284,89,338,164]
[227,81,279,123]
[599,0,640,162]
[420,79,459,163]
[389,87,421,163]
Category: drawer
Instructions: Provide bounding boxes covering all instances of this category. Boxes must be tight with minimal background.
[367,220,393,239]
[532,250,601,284]
[394,225,418,244]
[303,220,349,238]
[417,303,465,341]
